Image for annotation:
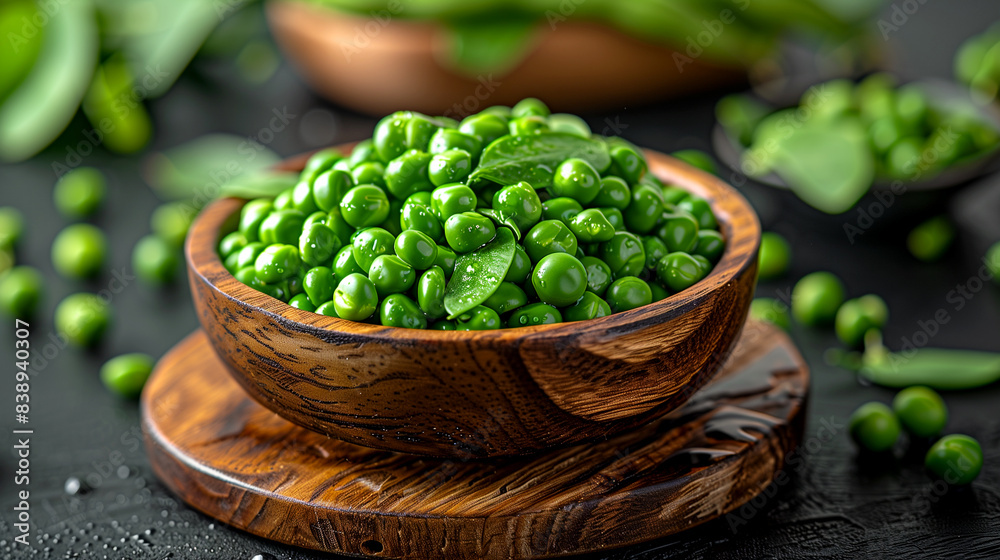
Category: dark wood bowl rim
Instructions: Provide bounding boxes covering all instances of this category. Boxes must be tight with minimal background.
[186,147,760,341]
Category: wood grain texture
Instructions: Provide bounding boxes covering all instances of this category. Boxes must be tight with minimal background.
[266,1,743,117]
[186,148,760,458]
[143,320,808,559]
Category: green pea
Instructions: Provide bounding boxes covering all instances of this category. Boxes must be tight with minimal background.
[609,144,647,184]
[849,402,900,453]
[351,162,387,188]
[291,180,319,214]
[151,203,194,247]
[432,184,477,221]
[324,208,356,243]
[385,150,433,200]
[218,232,249,258]
[758,232,791,280]
[835,295,889,347]
[315,300,340,317]
[675,197,716,230]
[508,116,550,136]
[671,149,717,174]
[483,282,528,315]
[444,212,495,253]
[885,137,923,178]
[749,298,791,330]
[504,245,531,284]
[393,230,438,270]
[236,242,267,270]
[234,266,258,286]
[623,183,667,236]
[299,222,342,267]
[562,291,611,322]
[369,255,415,295]
[524,220,578,262]
[512,98,550,118]
[925,434,982,485]
[273,189,294,210]
[348,138,377,167]
[333,273,378,321]
[373,111,411,162]
[649,282,671,302]
[459,113,508,146]
[340,185,390,229]
[448,304,500,330]
[300,148,344,184]
[302,266,335,306]
[289,293,316,311]
[55,293,111,348]
[508,303,561,328]
[657,210,699,253]
[255,244,300,283]
[869,117,904,155]
[239,199,273,242]
[605,276,653,312]
[566,208,614,244]
[531,252,587,307]
[132,234,179,285]
[330,246,362,280]
[643,236,669,270]
[352,227,395,272]
[431,320,455,330]
[599,231,645,278]
[287,269,306,297]
[51,224,107,279]
[907,216,955,262]
[552,158,601,204]
[100,353,153,399]
[303,211,327,230]
[656,252,704,292]
[693,229,725,262]
[312,169,354,212]
[429,129,482,160]
[893,386,948,438]
[417,266,447,319]
[493,181,543,232]
[0,266,43,318]
[54,167,106,218]
[480,105,511,120]
[434,246,457,277]
[791,271,845,326]
[428,149,472,187]
[259,209,305,245]
[400,200,444,243]
[592,176,631,210]
[380,293,427,329]
[547,113,591,137]
[540,197,582,225]
[0,207,24,249]
[405,114,439,152]
[599,207,626,231]
[580,256,612,295]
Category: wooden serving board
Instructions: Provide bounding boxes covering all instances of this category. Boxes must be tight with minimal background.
[143,321,808,559]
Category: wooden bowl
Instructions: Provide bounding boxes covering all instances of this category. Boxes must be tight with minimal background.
[265,0,743,116]
[186,148,760,458]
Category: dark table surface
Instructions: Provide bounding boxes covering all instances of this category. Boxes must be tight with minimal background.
[4,2,1000,558]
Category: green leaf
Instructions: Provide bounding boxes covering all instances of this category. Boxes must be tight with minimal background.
[219,171,300,199]
[444,228,516,319]
[478,208,521,240]
[0,0,98,162]
[469,132,611,190]
[770,119,874,214]
[142,134,281,201]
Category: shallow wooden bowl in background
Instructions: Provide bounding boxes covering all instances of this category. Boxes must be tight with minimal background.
[186,147,760,458]
[266,0,743,116]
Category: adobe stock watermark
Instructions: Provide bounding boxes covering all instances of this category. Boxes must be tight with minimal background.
[339,0,404,62]
[842,126,959,244]
[878,0,933,41]
[726,414,844,533]
[5,0,72,54]
[673,0,751,73]
[441,75,503,119]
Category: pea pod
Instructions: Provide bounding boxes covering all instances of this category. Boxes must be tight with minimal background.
[444,227,516,319]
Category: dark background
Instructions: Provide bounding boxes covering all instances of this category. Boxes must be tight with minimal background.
[4,1,1000,558]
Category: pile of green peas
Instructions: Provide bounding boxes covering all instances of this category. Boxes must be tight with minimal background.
[220,99,726,330]
[849,388,983,485]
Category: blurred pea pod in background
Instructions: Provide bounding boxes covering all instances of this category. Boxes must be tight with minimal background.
[0,0,271,162]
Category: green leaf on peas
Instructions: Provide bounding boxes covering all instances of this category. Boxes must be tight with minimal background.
[478,208,521,240]
[444,228,516,319]
[469,132,611,190]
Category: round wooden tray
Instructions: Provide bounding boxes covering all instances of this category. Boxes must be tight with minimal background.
[143,320,808,559]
